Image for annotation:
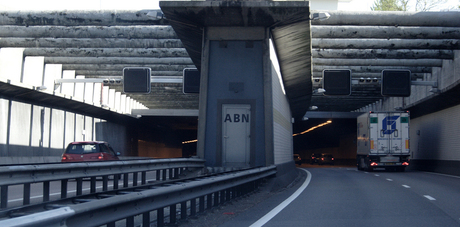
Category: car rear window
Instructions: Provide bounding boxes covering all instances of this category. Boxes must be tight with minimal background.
[66,144,99,154]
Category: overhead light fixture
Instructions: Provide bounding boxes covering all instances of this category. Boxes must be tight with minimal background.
[309,106,318,110]
[311,12,331,21]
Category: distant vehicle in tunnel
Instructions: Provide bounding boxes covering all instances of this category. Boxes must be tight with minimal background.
[294,154,302,165]
[61,141,120,162]
[311,153,334,165]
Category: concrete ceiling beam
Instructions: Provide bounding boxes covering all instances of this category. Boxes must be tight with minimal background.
[77,71,183,77]
[311,26,460,39]
[312,49,453,59]
[311,72,427,78]
[62,64,193,71]
[0,38,183,48]
[0,25,177,39]
[312,57,442,67]
[0,10,164,26]
[45,57,193,65]
[311,11,460,27]
[312,38,459,51]
[23,48,188,58]
[312,65,432,73]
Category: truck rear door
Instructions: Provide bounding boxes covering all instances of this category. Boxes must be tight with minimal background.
[376,112,410,155]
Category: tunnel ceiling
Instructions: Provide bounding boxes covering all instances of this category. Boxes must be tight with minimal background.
[0,9,460,120]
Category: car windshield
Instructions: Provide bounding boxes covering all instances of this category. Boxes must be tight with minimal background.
[66,144,99,154]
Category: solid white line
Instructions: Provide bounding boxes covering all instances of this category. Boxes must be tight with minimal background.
[424,195,436,201]
[249,169,311,227]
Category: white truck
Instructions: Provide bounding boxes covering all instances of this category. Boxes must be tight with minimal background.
[357,111,410,171]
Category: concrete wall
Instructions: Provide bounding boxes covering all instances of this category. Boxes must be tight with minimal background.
[271,60,294,165]
[202,40,266,167]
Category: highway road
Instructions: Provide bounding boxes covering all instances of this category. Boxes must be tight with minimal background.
[221,167,460,227]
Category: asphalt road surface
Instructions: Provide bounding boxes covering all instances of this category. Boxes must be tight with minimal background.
[219,166,460,227]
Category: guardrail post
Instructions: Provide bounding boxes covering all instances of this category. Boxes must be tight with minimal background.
[1,185,8,208]
[102,176,108,191]
[43,181,50,202]
[76,178,83,195]
[142,211,150,226]
[190,198,196,216]
[141,172,146,185]
[169,204,176,224]
[206,194,212,209]
[127,216,134,227]
[162,169,167,181]
[90,177,96,193]
[61,179,68,199]
[23,183,30,205]
[157,207,164,227]
[168,168,173,180]
[123,173,129,188]
[220,189,226,204]
[214,191,219,206]
[180,201,187,220]
[133,172,138,186]
[113,174,119,190]
[199,196,205,213]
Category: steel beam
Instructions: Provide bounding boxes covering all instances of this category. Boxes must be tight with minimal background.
[312,65,432,73]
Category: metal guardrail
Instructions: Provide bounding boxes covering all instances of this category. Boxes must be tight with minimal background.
[0,165,277,227]
[0,158,205,209]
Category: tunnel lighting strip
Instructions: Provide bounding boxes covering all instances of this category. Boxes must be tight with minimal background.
[292,120,332,137]
[182,139,197,144]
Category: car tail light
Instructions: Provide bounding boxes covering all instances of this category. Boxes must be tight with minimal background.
[61,156,67,161]
[370,162,378,166]
[98,155,104,160]
[321,158,324,161]
[332,158,334,161]
[402,162,409,166]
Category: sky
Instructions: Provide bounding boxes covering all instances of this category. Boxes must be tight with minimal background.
[0,0,458,11]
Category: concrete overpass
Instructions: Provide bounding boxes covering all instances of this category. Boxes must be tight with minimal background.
[0,3,459,175]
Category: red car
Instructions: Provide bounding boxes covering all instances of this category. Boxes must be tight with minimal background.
[61,141,120,162]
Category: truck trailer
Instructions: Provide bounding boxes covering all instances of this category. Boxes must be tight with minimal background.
[357,111,410,171]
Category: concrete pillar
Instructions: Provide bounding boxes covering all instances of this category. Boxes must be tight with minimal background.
[93,83,102,106]
[115,92,121,112]
[102,86,109,108]
[108,89,116,110]
[74,75,85,101]
[23,56,45,86]
[121,94,127,114]
[0,98,8,154]
[61,70,75,97]
[0,48,24,82]
[44,64,62,92]
[84,82,94,104]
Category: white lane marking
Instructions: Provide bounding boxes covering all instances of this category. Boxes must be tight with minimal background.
[425,172,460,179]
[374,174,380,177]
[386,178,393,182]
[249,169,311,227]
[402,185,411,188]
[424,195,436,201]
